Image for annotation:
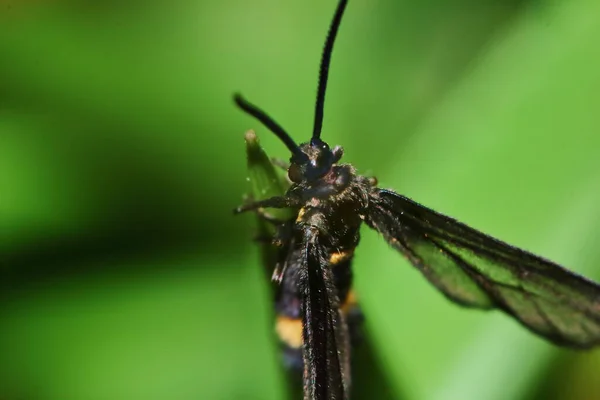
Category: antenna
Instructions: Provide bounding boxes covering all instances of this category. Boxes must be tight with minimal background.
[311,0,348,143]
[234,94,307,160]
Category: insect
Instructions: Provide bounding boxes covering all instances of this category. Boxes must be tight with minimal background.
[233,0,600,398]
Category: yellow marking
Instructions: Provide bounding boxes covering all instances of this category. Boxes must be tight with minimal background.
[340,290,359,315]
[276,315,303,349]
[276,290,359,349]
[329,249,355,265]
[295,207,306,223]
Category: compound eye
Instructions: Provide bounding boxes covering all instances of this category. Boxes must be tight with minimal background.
[288,163,303,183]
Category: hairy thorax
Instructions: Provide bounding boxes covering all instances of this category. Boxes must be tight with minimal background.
[290,164,370,231]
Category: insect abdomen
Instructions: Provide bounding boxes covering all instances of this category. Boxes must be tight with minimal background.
[275,247,362,371]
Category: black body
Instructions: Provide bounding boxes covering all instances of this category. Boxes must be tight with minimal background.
[233,1,600,399]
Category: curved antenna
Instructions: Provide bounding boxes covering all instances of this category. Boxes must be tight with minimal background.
[234,93,306,159]
[312,0,348,142]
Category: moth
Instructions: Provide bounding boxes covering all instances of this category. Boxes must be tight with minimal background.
[233,0,600,399]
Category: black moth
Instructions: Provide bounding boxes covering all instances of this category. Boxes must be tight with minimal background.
[233,0,600,399]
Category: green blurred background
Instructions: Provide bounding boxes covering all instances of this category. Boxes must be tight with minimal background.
[1,0,600,399]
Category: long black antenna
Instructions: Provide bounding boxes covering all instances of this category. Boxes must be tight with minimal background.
[312,0,348,142]
[234,94,306,159]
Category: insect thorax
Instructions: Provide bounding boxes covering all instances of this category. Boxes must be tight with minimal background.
[273,170,371,368]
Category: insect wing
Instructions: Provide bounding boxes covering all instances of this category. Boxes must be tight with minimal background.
[366,189,600,348]
[300,229,350,400]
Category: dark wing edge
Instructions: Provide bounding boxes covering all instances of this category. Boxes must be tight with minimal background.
[300,227,350,400]
[366,188,600,348]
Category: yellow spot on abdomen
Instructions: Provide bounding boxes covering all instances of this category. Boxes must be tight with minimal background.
[276,290,360,349]
[276,315,303,349]
[341,290,358,314]
[329,249,355,265]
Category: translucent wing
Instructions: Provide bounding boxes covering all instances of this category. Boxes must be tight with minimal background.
[300,228,350,400]
[366,189,600,348]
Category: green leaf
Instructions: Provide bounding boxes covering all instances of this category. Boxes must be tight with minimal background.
[244,130,294,278]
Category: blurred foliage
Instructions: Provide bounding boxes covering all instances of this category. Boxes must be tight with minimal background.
[1,0,600,399]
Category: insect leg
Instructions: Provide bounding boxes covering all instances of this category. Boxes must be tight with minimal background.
[252,233,276,244]
[255,208,288,225]
[233,196,299,214]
